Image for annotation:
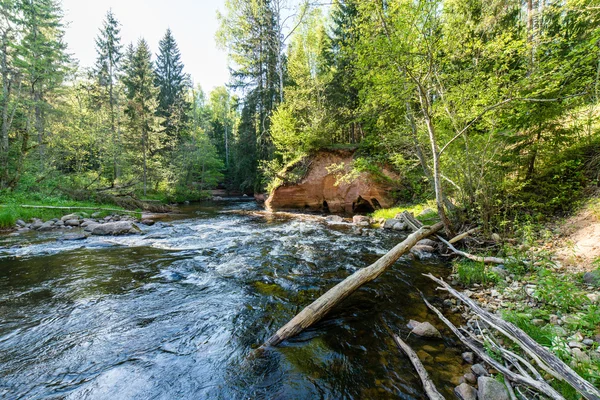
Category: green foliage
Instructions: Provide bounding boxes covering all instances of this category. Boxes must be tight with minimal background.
[453,259,500,286]
[532,268,586,313]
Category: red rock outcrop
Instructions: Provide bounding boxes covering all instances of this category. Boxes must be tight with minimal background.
[265,149,398,214]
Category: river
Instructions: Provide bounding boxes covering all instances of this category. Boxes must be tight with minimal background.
[0,202,465,399]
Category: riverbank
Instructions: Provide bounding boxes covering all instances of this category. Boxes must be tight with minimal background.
[373,199,600,398]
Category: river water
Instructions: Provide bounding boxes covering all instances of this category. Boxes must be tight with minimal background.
[0,202,466,399]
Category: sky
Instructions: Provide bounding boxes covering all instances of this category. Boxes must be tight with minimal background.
[60,0,230,93]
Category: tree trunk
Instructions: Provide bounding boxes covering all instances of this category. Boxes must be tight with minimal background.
[416,87,453,235]
[261,221,444,348]
[142,126,147,197]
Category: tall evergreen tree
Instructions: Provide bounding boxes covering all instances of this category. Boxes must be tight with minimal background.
[17,0,69,172]
[94,9,123,183]
[217,0,280,190]
[154,28,189,146]
[122,39,162,196]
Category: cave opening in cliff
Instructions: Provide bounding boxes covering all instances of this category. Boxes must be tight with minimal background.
[371,198,382,210]
[352,196,375,214]
[322,200,330,213]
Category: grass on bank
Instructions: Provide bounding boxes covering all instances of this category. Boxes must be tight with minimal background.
[0,190,134,229]
[370,201,438,223]
[451,254,600,399]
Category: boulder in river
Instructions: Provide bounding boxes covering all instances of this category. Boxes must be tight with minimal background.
[64,219,80,227]
[352,215,371,226]
[61,214,79,222]
[38,221,56,231]
[90,221,140,236]
[326,215,344,224]
[410,245,436,259]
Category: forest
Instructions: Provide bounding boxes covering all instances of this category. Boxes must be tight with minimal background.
[1,0,599,234]
[1,1,600,399]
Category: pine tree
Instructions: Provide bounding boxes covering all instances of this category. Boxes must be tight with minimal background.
[154,28,189,147]
[122,39,162,196]
[94,9,123,183]
[17,0,69,172]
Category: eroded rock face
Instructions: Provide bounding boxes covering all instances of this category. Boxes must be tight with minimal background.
[266,149,397,214]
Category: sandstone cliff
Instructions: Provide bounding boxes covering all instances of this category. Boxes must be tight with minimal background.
[265,149,398,214]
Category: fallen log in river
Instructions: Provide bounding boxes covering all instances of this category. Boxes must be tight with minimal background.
[261,221,444,348]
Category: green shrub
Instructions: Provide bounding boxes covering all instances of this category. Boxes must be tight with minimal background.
[454,259,500,286]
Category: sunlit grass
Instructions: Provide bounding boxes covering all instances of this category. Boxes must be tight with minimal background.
[370,201,437,221]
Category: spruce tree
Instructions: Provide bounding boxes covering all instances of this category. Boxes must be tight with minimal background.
[122,39,162,196]
[94,9,123,183]
[154,28,189,146]
[17,0,69,172]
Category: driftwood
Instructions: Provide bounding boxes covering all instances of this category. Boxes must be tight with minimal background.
[448,227,480,244]
[392,334,445,400]
[400,212,507,265]
[425,274,600,400]
[261,221,444,348]
[0,204,139,215]
[421,294,566,400]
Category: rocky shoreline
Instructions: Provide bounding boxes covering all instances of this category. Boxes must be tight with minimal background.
[7,211,162,239]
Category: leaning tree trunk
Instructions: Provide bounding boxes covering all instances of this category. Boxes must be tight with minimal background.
[261,222,444,348]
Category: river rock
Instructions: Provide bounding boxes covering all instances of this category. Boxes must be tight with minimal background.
[417,239,437,247]
[61,213,79,222]
[90,221,140,236]
[30,219,43,230]
[392,222,408,231]
[407,319,421,330]
[15,219,26,227]
[61,233,88,241]
[478,377,509,400]
[586,293,599,303]
[140,219,155,226]
[410,245,436,259]
[464,372,477,384]
[38,221,56,231]
[462,351,475,364]
[64,219,80,227]
[583,270,600,287]
[454,383,477,400]
[326,215,344,224]
[471,363,489,376]
[383,218,400,229]
[410,321,441,338]
[352,215,371,226]
[492,265,508,277]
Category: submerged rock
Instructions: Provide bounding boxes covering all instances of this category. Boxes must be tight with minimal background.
[90,221,140,236]
[410,321,442,338]
[462,351,475,364]
[60,233,88,241]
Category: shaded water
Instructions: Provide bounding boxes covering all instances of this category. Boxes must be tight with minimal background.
[0,202,467,399]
